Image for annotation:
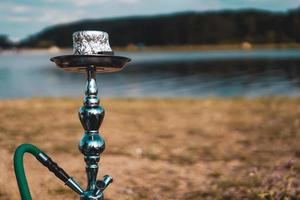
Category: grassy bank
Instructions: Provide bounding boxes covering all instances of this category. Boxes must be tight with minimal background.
[0,97,299,200]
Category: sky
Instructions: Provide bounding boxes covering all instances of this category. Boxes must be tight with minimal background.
[1,0,300,41]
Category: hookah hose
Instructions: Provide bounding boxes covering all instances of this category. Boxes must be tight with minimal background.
[14,144,77,200]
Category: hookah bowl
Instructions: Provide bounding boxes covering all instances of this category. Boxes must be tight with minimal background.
[13,31,131,200]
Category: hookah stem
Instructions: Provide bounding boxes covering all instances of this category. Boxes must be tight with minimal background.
[14,144,84,200]
[82,64,104,191]
[78,64,113,198]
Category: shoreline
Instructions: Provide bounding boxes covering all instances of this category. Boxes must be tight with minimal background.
[1,96,300,101]
[2,43,300,54]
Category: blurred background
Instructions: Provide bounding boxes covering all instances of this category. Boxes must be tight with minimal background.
[0,1,300,200]
[1,0,300,97]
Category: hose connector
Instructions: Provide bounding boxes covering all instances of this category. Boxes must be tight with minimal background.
[14,144,84,200]
[94,175,113,196]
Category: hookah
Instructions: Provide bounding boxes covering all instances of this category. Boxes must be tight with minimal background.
[13,31,131,200]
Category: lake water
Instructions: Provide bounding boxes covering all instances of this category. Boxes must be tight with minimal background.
[1,49,300,98]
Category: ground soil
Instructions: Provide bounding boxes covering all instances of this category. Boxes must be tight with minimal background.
[0,97,299,200]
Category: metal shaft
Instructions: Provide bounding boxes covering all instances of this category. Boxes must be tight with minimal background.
[79,65,106,198]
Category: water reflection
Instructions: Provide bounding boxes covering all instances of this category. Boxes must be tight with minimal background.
[0,50,300,98]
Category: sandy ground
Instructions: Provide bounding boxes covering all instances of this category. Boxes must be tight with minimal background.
[0,97,299,200]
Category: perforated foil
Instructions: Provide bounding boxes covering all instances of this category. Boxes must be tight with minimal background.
[73,31,113,55]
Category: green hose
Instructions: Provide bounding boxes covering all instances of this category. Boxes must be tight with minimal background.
[14,144,43,200]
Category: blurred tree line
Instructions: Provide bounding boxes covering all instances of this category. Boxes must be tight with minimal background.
[0,35,13,49]
[11,8,300,48]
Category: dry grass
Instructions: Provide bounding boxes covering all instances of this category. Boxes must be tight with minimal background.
[0,97,299,200]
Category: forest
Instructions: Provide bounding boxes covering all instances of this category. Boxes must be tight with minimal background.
[3,8,300,48]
